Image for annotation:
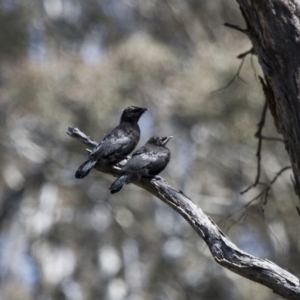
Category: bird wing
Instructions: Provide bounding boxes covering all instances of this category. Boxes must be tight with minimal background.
[123,146,161,172]
[122,154,150,171]
[102,131,132,157]
[89,126,133,158]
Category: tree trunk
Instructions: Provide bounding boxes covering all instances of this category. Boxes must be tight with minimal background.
[236,0,300,208]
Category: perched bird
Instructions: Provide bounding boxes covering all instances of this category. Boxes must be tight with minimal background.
[109,136,172,194]
[75,106,147,179]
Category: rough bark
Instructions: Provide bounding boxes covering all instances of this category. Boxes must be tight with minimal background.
[68,127,300,300]
[235,0,300,206]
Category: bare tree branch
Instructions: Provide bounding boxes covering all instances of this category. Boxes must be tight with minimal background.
[241,99,268,194]
[224,166,292,227]
[260,136,284,143]
[223,22,250,34]
[212,57,247,93]
[237,47,255,59]
[68,127,300,300]
[250,166,291,210]
[212,47,254,94]
[67,127,98,148]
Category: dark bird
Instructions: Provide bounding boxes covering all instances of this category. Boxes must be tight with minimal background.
[109,136,172,194]
[75,106,147,179]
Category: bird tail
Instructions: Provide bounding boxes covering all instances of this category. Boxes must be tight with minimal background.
[109,174,136,194]
[75,159,97,179]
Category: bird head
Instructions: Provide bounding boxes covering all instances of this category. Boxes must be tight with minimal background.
[147,136,173,147]
[160,136,173,146]
[120,106,147,123]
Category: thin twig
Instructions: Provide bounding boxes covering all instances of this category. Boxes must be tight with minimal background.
[260,136,284,142]
[269,166,291,185]
[223,22,250,34]
[212,57,247,93]
[254,166,291,206]
[67,127,97,148]
[237,47,254,59]
[241,99,268,194]
[221,166,291,230]
[212,47,255,93]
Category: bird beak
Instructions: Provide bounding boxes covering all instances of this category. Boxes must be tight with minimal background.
[134,107,148,114]
[161,136,173,145]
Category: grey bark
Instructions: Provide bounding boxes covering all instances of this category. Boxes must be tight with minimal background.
[68,127,300,300]
[235,0,300,208]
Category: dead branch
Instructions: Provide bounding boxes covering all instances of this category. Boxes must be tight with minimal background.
[223,22,250,34]
[260,136,284,143]
[212,57,246,93]
[212,47,255,93]
[237,47,254,59]
[68,127,300,300]
[220,166,291,232]
[241,99,268,194]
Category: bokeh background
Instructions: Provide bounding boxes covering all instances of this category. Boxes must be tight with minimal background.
[0,1,299,299]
